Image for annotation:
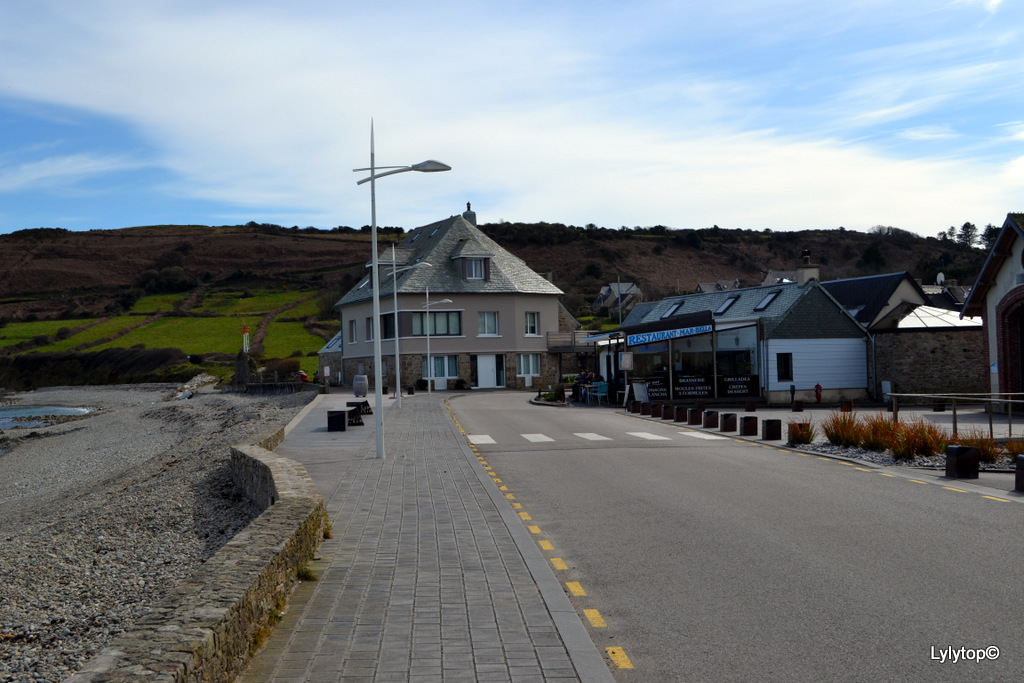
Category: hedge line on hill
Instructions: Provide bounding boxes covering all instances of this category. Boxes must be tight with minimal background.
[0,348,201,391]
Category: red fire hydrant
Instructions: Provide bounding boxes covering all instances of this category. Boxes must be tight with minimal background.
[814,383,822,403]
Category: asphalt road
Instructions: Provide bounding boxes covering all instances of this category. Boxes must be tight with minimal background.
[448,392,1024,682]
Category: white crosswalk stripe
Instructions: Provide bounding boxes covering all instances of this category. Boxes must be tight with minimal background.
[574,433,613,441]
[681,431,727,440]
[627,432,673,440]
[522,433,555,443]
[468,435,495,444]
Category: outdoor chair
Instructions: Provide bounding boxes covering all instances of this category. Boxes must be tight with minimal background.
[588,381,609,405]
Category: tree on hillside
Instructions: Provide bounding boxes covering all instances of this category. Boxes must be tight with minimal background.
[981,223,1001,250]
[957,222,978,247]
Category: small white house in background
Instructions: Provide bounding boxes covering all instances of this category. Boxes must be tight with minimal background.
[333,205,576,391]
[316,331,344,386]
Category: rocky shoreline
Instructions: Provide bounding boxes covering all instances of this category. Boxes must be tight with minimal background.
[0,380,317,682]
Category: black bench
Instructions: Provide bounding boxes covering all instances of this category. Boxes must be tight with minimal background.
[347,400,373,416]
[328,407,364,432]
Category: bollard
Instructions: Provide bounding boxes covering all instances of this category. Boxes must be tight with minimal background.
[740,415,758,436]
[687,407,702,425]
[744,400,757,412]
[944,445,979,479]
[792,400,804,412]
[630,400,641,414]
[651,403,663,418]
[720,413,737,432]
[662,405,676,420]
[1016,455,1024,492]
[703,410,719,429]
[674,406,687,422]
[641,402,652,415]
[841,399,853,412]
[761,418,782,440]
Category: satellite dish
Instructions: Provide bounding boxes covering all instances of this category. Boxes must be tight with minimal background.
[936,272,946,285]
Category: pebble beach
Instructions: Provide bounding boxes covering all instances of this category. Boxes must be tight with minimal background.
[0,380,316,682]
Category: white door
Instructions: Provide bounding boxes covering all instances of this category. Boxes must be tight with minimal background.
[477,355,498,389]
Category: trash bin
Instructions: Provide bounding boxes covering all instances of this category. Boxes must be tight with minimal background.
[353,374,368,398]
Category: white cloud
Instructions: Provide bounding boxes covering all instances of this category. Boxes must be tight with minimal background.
[0,1,1020,235]
[0,153,143,193]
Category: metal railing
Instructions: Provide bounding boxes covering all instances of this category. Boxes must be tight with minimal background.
[888,392,1024,440]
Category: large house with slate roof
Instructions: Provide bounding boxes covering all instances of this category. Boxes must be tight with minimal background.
[331,206,574,391]
[597,266,870,405]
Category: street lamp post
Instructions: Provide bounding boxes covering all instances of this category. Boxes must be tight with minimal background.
[384,256,431,409]
[422,285,452,395]
[354,122,450,459]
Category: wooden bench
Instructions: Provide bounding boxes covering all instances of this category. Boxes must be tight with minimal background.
[328,407,364,432]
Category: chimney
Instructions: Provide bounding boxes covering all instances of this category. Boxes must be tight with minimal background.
[462,201,477,226]
[797,249,819,286]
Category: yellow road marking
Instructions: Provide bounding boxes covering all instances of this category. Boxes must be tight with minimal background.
[816,457,830,461]
[982,495,1010,503]
[942,486,968,493]
[539,540,554,550]
[498,485,508,491]
[551,558,569,570]
[488,471,497,476]
[878,473,896,477]
[840,462,855,467]
[518,511,532,521]
[512,503,523,510]
[493,478,502,484]
[584,609,607,627]
[566,581,586,596]
[528,525,541,534]
[854,467,872,472]
[504,493,515,500]
[908,479,928,485]
[606,647,634,669]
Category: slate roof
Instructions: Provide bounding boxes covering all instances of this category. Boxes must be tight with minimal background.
[336,213,563,308]
[820,272,928,328]
[626,281,808,326]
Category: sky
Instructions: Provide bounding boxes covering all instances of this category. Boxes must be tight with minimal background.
[0,0,1021,237]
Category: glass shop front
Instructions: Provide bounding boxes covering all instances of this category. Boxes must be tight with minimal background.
[627,324,759,400]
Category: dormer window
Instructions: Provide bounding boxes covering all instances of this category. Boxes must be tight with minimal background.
[465,258,485,280]
[459,257,489,281]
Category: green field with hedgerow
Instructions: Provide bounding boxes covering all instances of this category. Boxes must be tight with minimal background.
[0,288,336,382]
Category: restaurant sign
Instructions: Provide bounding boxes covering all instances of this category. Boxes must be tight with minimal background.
[627,324,712,347]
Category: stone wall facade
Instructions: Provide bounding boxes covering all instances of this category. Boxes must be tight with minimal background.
[874,327,987,400]
[68,427,326,683]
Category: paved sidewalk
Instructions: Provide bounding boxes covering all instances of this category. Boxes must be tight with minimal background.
[242,391,613,682]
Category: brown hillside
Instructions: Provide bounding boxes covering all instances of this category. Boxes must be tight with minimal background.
[0,223,986,322]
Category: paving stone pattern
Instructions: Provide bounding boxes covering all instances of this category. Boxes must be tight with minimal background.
[243,397,594,682]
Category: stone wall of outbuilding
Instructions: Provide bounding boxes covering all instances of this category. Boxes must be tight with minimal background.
[873,327,987,401]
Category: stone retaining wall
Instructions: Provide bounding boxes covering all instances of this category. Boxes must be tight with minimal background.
[68,427,326,682]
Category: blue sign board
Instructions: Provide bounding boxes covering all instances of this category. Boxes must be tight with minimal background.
[627,324,712,347]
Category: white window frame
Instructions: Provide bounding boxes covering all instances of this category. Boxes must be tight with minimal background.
[348,319,357,343]
[365,317,373,341]
[516,353,541,376]
[465,258,485,280]
[524,311,540,336]
[423,354,459,379]
[477,311,500,336]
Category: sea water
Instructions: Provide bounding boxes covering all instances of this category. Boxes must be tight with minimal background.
[0,406,91,430]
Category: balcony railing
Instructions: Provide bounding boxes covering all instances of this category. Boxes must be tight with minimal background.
[547,330,603,353]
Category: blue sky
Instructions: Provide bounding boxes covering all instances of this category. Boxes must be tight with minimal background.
[0,0,1021,236]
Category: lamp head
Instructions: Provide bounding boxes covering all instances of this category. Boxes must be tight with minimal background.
[411,160,451,173]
